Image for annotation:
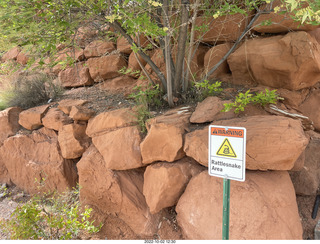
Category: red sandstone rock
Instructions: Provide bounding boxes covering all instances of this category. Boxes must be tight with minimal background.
[57,99,88,115]
[92,126,143,170]
[253,0,318,34]
[75,26,98,48]
[87,55,127,82]
[58,123,90,159]
[290,131,320,195]
[0,107,22,144]
[140,123,185,165]
[146,107,192,132]
[84,40,116,58]
[1,46,21,62]
[203,43,232,79]
[190,96,228,123]
[278,88,310,109]
[0,127,78,194]
[16,52,29,65]
[97,75,136,94]
[299,89,320,131]
[58,62,94,87]
[183,127,208,167]
[77,145,161,236]
[176,170,303,239]
[69,106,95,121]
[227,32,320,90]
[117,35,149,55]
[184,115,309,170]
[42,108,73,131]
[51,47,85,75]
[309,27,320,44]
[18,104,51,130]
[86,107,137,137]
[194,13,251,43]
[127,52,149,78]
[143,158,204,214]
[215,116,309,170]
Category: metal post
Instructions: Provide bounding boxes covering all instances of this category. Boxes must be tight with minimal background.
[222,178,230,240]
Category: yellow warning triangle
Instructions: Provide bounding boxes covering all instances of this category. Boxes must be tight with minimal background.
[216,138,237,158]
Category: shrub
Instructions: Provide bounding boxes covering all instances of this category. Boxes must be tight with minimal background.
[0,73,64,109]
[0,186,101,240]
[193,80,223,101]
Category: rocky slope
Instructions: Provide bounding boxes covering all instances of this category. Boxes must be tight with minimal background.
[0,5,320,240]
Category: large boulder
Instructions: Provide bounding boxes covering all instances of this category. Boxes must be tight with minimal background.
[176,170,303,239]
[184,116,309,170]
[57,99,88,115]
[183,127,208,167]
[146,106,192,132]
[190,96,229,124]
[140,123,185,165]
[1,46,21,62]
[92,126,143,170]
[42,108,73,131]
[58,62,94,87]
[143,158,204,214]
[290,131,320,195]
[58,123,91,159]
[69,106,95,121]
[0,107,22,145]
[97,75,136,94]
[18,104,51,130]
[86,107,137,137]
[84,40,116,58]
[299,89,320,131]
[203,43,232,79]
[227,31,320,90]
[0,128,78,194]
[87,55,127,82]
[253,0,319,34]
[77,145,161,236]
[194,13,251,43]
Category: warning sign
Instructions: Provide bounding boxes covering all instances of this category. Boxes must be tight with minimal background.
[209,125,246,182]
[216,138,237,158]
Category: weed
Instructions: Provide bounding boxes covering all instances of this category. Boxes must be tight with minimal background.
[0,185,101,240]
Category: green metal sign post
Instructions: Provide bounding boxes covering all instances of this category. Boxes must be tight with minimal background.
[209,125,246,240]
[222,178,230,240]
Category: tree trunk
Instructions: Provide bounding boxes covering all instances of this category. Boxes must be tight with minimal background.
[163,0,174,107]
[184,0,200,91]
[173,0,189,95]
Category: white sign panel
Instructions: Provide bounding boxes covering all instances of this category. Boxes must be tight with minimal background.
[208,125,246,182]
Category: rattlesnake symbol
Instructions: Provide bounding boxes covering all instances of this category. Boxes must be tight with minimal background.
[223,145,230,154]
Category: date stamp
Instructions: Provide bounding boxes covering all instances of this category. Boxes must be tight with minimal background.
[144,240,176,243]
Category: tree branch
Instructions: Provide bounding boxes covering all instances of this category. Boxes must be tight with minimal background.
[108,20,167,91]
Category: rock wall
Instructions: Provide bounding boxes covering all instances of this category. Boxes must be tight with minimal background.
[0,3,320,240]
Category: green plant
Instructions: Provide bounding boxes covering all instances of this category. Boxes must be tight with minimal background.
[118,66,141,78]
[0,184,8,198]
[193,80,223,101]
[0,186,101,240]
[0,73,64,109]
[222,89,280,113]
[129,84,163,133]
